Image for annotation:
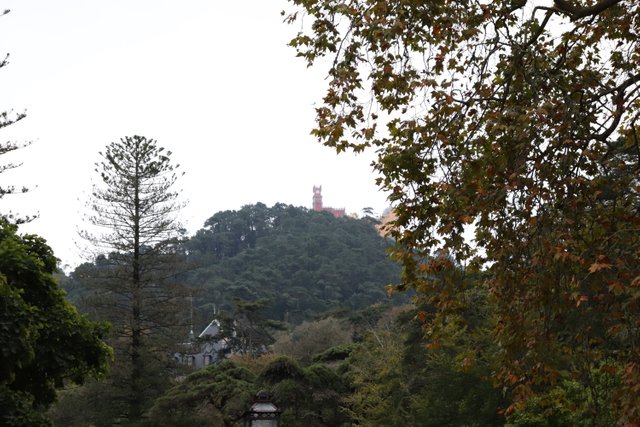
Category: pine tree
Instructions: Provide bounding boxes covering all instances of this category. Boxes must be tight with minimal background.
[81,135,187,422]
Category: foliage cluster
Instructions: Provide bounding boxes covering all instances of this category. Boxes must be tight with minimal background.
[185,202,402,325]
[0,220,110,426]
[272,317,353,365]
[149,356,350,427]
[213,297,288,358]
[284,0,640,422]
[144,290,628,426]
[148,286,503,426]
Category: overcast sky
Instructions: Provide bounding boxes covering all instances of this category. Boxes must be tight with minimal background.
[0,1,389,268]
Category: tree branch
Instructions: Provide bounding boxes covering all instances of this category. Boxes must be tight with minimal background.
[554,0,624,20]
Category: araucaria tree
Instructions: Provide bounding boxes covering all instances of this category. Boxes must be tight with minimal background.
[0,111,29,220]
[285,0,640,423]
[82,135,186,422]
[0,9,32,224]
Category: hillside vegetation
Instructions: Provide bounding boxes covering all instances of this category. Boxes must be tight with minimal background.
[67,203,402,331]
[185,202,402,327]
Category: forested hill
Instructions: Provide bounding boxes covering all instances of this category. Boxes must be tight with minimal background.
[64,203,402,327]
[185,203,402,325]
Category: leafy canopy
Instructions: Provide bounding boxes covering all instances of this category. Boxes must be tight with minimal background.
[285,0,640,421]
[186,203,401,324]
[0,220,110,426]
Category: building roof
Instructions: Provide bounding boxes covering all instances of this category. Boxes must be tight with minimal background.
[198,319,221,338]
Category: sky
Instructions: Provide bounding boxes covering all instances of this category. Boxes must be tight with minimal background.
[0,1,389,268]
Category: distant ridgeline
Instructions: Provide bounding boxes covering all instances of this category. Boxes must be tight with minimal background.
[184,203,402,326]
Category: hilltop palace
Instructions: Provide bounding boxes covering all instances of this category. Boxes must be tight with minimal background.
[312,185,345,218]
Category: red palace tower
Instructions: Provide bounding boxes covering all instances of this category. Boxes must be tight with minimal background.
[312,186,345,218]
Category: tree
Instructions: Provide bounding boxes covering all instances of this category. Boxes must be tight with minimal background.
[81,135,186,422]
[259,356,350,426]
[344,300,504,426]
[150,355,350,427]
[149,360,257,427]
[272,317,353,366]
[217,298,286,357]
[342,308,409,426]
[0,219,110,426]
[0,9,33,224]
[285,0,640,422]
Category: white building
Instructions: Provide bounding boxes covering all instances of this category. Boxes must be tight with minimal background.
[175,319,228,368]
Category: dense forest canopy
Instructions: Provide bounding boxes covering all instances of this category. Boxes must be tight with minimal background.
[185,203,401,325]
[67,202,402,331]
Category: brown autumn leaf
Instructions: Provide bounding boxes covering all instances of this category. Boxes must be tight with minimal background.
[589,262,613,273]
